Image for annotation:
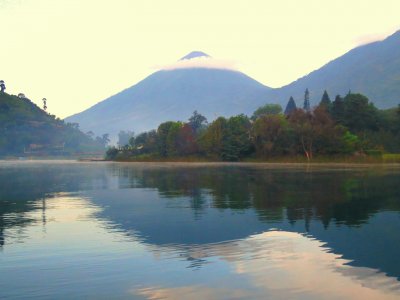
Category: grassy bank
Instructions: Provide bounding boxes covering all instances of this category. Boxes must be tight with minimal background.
[109,153,400,164]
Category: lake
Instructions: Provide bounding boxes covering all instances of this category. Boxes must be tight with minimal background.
[1,161,400,299]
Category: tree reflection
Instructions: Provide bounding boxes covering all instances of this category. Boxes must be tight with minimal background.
[110,165,400,229]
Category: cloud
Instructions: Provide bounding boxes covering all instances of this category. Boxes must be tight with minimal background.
[156,56,238,71]
[353,27,400,46]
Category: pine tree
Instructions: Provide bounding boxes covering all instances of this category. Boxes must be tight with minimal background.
[331,95,344,123]
[284,96,297,115]
[0,80,5,93]
[319,90,331,109]
[303,88,310,112]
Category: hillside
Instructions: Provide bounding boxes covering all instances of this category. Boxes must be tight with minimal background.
[66,67,271,137]
[270,30,400,109]
[0,93,104,156]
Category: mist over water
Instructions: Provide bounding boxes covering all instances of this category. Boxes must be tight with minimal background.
[1,161,400,299]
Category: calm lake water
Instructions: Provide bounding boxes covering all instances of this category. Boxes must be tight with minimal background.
[1,161,400,299]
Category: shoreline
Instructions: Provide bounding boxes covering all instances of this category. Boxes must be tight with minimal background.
[1,159,400,169]
[110,161,400,169]
[5,159,400,168]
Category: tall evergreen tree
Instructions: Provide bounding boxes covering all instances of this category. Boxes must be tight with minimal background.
[188,110,207,133]
[303,88,310,112]
[284,96,297,115]
[0,80,5,93]
[331,95,345,123]
[319,90,331,108]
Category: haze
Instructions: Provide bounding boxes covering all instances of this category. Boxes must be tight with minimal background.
[1,0,399,118]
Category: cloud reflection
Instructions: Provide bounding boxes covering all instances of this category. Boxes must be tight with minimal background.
[136,231,400,300]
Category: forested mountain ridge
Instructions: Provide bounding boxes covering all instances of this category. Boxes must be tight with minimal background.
[271,30,400,108]
[0,92,104,156]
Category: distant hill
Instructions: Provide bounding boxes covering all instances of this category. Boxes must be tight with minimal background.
[0,93,104,156]
[270,30,400,109]
[66,31,400,136]
[66,65,271,137]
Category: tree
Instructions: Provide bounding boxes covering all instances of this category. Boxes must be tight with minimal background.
[319,90,331,109]
[166,122,183,156]
[133,130,157,153]
[288,107,343,160]
[342,93,379,132]
[288,109,314,160]
[251,104,282,120]
[157,121,177,156]
[331,95,345,123]
[0,80,5,93]
[198,117,227,157]
[397,104,400,129]
[42,98,47,111]
[188,110,207,133]
[284,97,297,115]
[177,123,198,155]
[221,115,252,161]
[105,147,119,160]
[303,88,311,112]
[311,106,345,154]
[252,114,290,156]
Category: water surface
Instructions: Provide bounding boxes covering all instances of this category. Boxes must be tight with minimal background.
[1,161,400,299]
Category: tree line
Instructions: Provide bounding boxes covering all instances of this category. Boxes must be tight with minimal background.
[107,90,400,161]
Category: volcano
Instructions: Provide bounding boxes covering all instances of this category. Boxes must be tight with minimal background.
[66,52,271,137]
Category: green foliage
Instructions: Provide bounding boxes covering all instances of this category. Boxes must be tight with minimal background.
[288,107,348,159]
[105,147,119,160]
[166,122,183,156]
[157,121,177,157]
[341,130,360,154]
[251,114,291,156]
[251,104,282,120]
[341,93,379,132]
[198,117,227,157]
[133,130,158,154]
[0,93,104,156]
[111,92,400,162]
[221,115,252,161]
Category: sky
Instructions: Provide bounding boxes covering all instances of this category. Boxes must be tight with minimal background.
[1,0,400,118]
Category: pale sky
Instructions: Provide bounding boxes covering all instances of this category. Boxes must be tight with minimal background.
[1,0,399,118]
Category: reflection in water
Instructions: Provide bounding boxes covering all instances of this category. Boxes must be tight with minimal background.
[92,164,400,279]
[1,161,400,299]
[135,232,400,300]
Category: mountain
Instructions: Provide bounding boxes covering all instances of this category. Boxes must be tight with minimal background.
[66,30,400,137]
[180,51,210,60]
[0,92,103,156]
[271,30,400,109]
[66,55,271,137]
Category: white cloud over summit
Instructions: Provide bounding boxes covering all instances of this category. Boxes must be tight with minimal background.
[159,56,238,71]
